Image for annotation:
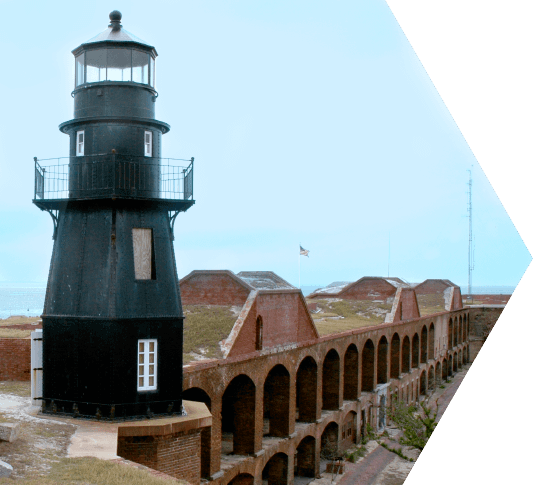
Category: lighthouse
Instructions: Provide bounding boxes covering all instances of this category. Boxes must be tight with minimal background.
[33,11,193,419]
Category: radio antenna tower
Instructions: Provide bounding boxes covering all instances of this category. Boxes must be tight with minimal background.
[467,169,474,296]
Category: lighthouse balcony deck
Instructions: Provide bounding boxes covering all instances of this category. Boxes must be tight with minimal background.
[32,154,194,212]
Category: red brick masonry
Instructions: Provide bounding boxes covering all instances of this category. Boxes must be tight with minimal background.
[117,400,212,485]
[0,338,31,381]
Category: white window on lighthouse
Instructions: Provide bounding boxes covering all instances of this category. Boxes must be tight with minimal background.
[138,339,157,391]
[144,131,152,157]
[76,131,85,156]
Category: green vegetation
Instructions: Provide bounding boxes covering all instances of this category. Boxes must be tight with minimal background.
[0,457,186,485]
[182,305,238,363]
[417,294,445,316]
[387,394,439,452]
[0,381,31,397]
[310,299,390,336]
[344,445,367,463]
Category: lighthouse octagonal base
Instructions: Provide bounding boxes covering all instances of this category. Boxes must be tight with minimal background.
[41,315,183,421]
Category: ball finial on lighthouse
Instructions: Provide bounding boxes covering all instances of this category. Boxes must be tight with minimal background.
[109,10,122,30]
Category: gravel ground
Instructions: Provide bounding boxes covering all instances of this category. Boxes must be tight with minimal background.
[0,383,77,480]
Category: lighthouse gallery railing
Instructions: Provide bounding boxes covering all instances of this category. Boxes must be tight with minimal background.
[34,154,193,202]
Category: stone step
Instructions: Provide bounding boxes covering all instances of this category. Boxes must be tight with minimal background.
[0,422,20,443]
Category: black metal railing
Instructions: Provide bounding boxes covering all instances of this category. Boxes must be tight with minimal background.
[33,154,194,202]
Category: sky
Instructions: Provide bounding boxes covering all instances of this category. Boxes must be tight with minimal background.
[0,0,529,289]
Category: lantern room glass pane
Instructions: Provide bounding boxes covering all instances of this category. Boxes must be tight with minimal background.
[75,53,85,86]
[107,48,132,82]
[149,57,155,87]
[86,49,107,83]
[132,50,149,84]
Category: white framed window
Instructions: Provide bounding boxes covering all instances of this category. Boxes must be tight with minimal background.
[76,131,85,156]
[144,131,152,157]
[138,339,157,391]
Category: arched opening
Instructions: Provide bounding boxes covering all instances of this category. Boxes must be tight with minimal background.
[377,336,388,384]
[222,374,256,455]
[390,333,400,379]
[323,349,341,410]
[412,333,420,368]
[256,315,263,351]
[441,359,447,381]
[448,356,453,378]
[463,315,467,342]
[182,387,212,478]
[342,411,357,444]
[401,336,410,374]
[458,316,463,344]
[458,349,463,369]
[448,319,453,349]
[453,352,458,373]
[419,370,427,396]
[421,326,428,363]
[435,362,441,385]
[262,453,288,485]
[463,348,468,365]
[362,339,375,392]
[429,323,435,360]
[321,422,339,461]
[428,366,435,391]
[264,364,290,437]
[296,436,316,478]
[454,317,458,347]
[297,356,318,422]
[228,474,254,485]
[343,344,359,400]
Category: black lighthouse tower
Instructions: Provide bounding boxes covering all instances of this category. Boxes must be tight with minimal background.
[33,11,194,419]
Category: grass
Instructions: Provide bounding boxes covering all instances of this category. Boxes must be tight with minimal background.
[0,381,31,397]
[182,305,238,363]
[0,316,41,327]
[0,328,31,338]
[417,294,445,316]
[0,457,185,484]
[310,299,390,336]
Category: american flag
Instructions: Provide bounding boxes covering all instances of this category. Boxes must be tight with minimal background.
[300,245,310,257]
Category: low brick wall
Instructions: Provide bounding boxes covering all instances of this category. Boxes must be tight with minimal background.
[117,400,212,485]
[466,294,511,305]
[0,339,31,381]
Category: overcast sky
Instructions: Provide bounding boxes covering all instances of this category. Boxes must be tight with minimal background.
[0,0,529,287]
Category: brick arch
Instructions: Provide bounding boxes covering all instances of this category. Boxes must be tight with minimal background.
[401,336,410,374]
[458,348,463,369]
[436,361,442,384]
[390,333,401,379]
[377,336,388,384]
[453,352,458,372]
[429,323,435,360]
[448,319,453,349]
[441,359,447,381]
[323,349,341,410]
[419,370,427,396]
[421,326,428,363]
[321,421,339,460]
[222,374,256,455]
[262,452,288,485]
[264,364,290,437]
[361,339,375,392]
[296,436,317,478]
[412,333,420,368]
[428,366,435,391]
[344,344,359,401]
[297,356,318,422]
[228,474,254,485]
[462,315,467,342]
[454,317,458,347]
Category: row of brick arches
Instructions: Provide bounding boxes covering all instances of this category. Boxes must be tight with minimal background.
[183,315,470,481]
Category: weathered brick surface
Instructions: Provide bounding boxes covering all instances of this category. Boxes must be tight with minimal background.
[466,294,511,304]
[118,428,202,484]
[414,279,456,295]
[0,339,31,381]
[340,278,397,300]
[180,271,251,306]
